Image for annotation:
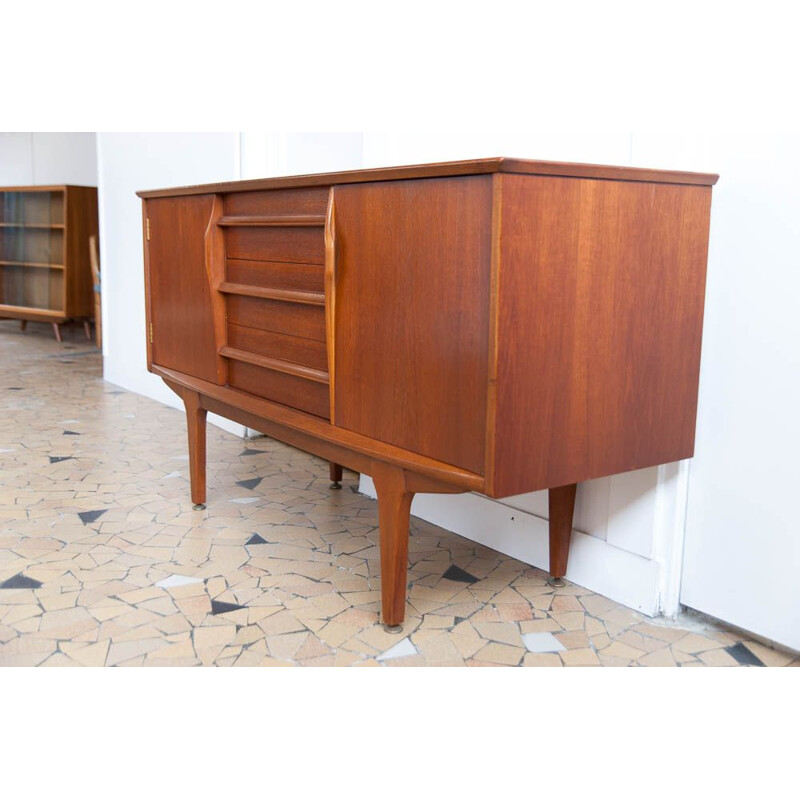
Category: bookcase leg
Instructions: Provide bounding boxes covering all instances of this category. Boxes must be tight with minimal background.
[83,319,92,340]
[548,483,577,588]
[372,464,414,631]
[183,390,208,509]
[329,462,343,489]
[20,320,27,332]
[52,323,62,343]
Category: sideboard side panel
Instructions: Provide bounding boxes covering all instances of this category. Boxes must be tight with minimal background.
[145,194,220,384]
[333,176,492,475]
[492,174,712,497]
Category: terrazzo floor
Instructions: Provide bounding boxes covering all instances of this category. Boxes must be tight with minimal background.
[1,319,797,667]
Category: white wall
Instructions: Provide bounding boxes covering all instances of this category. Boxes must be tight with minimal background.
[0,133,97,186]
[361,132,632,168]
[96,133,245,435]
[629,134,800,651]
[239,132,364,178]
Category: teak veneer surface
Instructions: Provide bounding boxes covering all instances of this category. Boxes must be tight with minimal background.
[140,157,717,627]
[146,194,219,384]
[333,176,492,475]
[490,174,713,496]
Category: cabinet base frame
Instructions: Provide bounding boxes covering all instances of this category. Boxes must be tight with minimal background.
[164,374,576,629]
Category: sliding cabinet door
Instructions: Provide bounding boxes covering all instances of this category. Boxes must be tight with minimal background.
[144,194,221,384]
[332,176,492,475]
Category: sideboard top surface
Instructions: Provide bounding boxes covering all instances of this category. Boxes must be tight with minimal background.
[136,157,719,199]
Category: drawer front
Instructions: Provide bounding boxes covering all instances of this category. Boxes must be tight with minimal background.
[227,295,326,342]
[227,258,324,294]
[224,187,329,217]
[226,227,325,265]
[228,323,328,372]
[228,360,330,419]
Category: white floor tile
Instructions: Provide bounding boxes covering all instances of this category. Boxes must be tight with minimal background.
[522,632,565,653]
[377,637,417,661]
[156,575,204,588]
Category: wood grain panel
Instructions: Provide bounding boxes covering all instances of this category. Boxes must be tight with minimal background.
[227,295,326,341]
[146,194,219,383]
[228,360,330,419]
[64,186,98,318]
[333,176,492,474]
[224,187,330,216]
[228,323,329,371]
[490,174,712,497]
[226,258,324,293]
[226,227,325,265]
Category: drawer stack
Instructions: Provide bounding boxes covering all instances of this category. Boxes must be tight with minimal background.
[218,187,331,419]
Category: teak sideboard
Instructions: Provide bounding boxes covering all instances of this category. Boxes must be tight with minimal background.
[138,158,718,631]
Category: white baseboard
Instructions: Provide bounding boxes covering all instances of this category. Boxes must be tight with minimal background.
[102,362,247,438]
[359,476,661,616]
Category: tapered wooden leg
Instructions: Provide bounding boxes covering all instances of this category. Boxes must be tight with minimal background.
[52,322,62,343]
[183,390,207,508]
[372,464,414,631]
[20,320,27,331]
[548,483,577,587]
[329,462,343,489]
[83,319,92,340]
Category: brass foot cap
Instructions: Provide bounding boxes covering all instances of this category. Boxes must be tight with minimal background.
[547,577,566,588]
[329,482,342,490]
[382,624,403,634]
[192,503,206,511]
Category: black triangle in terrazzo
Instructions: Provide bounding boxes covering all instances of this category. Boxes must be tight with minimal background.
[78,509,107,524]
[0,573,43,589]
[725,642,766,666]
[246,533,268,545]
[241,448,263,456]
[237,477,263,490]
[442,565,479,584]
[453,616,468,627]
[49,456,74,463]
[63,430,80,436]
[211,599,246,615]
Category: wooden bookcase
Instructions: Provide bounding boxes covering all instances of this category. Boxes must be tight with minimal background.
[0,185,98,341]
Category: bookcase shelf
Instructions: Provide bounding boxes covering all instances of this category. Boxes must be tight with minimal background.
[0,260,65,269]
[0,222,66,229]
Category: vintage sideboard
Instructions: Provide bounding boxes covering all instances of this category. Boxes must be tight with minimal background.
[138,158,717,631]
